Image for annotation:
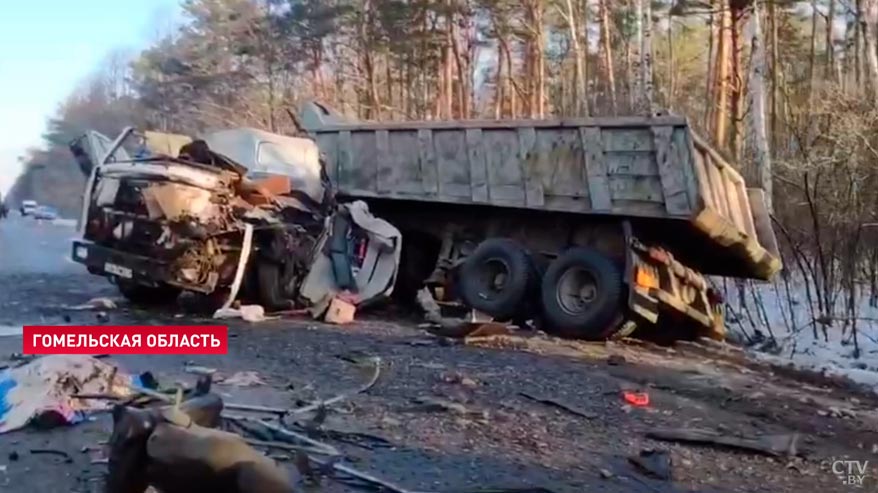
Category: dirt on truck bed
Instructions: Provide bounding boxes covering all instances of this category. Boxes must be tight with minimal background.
[0,308,875,493]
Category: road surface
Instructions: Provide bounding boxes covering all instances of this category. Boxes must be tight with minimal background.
[0,214,876,493]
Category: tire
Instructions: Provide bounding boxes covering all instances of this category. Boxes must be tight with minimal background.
[117,281,181,306]
[540,247,624,340]
[459,238,533,320]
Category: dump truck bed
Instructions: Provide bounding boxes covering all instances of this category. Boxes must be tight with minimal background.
[310,115,781,281]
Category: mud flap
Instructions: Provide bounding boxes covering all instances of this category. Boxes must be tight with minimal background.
[623,221,660,326]
[624,223,722,339]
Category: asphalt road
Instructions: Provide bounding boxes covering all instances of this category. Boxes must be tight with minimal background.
[0,214,876,493]
[0,214,80,276]
[0,214,101,335]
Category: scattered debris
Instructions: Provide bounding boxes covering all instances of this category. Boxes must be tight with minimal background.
[599,468,613,479]
[64,297,118,311]
[519,392,598,420]
[324,295,357,324]
[414,288,501,338]
[826,406,857,419]
[606,354,627,366]
[0,355,136,433]
[183,365,217,376]
[622,391,650,407]
[411,396,472,415]
[213,305,269,323]
[629,449,672,480]
[645,428,806,457]
[219,371,266,387]
[30,449,73,464]
[440,371,479,387]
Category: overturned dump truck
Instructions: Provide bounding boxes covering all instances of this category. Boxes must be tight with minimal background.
[68,126,402,314]
[299,102,782,340]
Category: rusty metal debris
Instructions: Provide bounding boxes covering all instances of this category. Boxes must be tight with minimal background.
[645,427,807,457]
[518,392,599,420]
[100,354,422,493]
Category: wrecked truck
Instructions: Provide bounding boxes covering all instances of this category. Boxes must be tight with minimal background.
[297,102,783,341]
[68,126,401,314]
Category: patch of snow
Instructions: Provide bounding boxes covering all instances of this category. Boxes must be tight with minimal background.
[722,276,878,393]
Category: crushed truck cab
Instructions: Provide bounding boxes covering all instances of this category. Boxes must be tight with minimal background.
[69,126,401,314]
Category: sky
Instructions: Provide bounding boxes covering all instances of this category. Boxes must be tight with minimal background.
[0,0,182,195]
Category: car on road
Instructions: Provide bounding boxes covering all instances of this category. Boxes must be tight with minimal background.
[20,200,37,216]
[32,205,59,221]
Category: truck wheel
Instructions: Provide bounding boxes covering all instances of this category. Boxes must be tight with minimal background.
[459,238,532,320]
[117,281,181,306]
[540,247,624,340]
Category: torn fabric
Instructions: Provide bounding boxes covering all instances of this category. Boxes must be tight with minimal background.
[0,355,137,433]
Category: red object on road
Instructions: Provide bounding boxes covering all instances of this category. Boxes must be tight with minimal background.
[623,391,650,407]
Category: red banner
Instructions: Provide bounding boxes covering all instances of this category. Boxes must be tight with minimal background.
[22,325,228,355]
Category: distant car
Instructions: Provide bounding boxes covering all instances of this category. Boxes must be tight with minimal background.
[32,205,58,221]
[20,200,38,216]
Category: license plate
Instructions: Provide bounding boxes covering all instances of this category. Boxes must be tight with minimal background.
[105,262,133,279]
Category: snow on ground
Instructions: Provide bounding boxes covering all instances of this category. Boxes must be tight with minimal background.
[722,276,878,392]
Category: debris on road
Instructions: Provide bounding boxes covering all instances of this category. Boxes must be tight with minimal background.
[629,449,672,480]
[323,294,357,324]
[219,371,266,387]
[622,391,650,407]
[183,365,217,376]
[213,305,270,323]
[645,427,806,457]
[29,449,73,464]
[64,297,118,311]
[95,353,417,493]
[416,288,516,339]
[0,355,136,433]
[519,391,598,419]
[606,354,627,366]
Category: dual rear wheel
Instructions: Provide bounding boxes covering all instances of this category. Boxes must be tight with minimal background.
[458,238,624,340]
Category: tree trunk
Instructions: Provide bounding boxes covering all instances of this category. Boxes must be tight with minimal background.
[534,2,546,118]
[864,0,878,98]
[443,6,454,119]
[494,42,504,119]
[714,0,732,148]
[667,12,675,110]
[449,1,471,119]
[747,1,772,213]
[705,8,716,130]
[599,0,617,114]
[856,0,864,91]
[826,0,836,81]
[768,0,779,154]
[632,0,644,111]
[808,0,818,106]
[562,0,586,116]
[730,6,744,161]
[641,0,654,114]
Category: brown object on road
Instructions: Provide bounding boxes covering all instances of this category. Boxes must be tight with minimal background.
[645,427,805,457]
